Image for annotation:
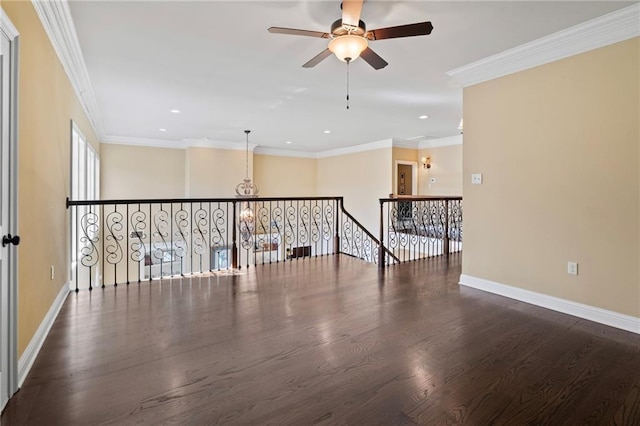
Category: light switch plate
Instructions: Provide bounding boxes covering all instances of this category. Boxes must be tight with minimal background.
[472,173,483,184]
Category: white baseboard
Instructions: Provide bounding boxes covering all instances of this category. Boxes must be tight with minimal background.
[459,274,640,335]
[18,283,70,387]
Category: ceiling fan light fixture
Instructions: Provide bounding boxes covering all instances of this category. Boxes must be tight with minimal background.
[328,34,368,62]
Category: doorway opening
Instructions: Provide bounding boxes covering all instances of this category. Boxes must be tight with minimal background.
[395,161,418,196]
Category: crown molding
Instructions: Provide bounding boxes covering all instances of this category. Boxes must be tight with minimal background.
[1,7,19,38]
[103,135,464,158]
[391,138,420,149]
[102,135,256,151]
[418,135,463,149]
[31,0,104,138]
[183,138,257,152]
[101,135,186,149]
[316,139,393,159]
[254,147,318,159]
[447,3,640,87]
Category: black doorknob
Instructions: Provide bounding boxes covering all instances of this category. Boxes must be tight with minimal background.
[2,234,20,247]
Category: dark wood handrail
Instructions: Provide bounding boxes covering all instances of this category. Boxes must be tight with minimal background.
[380,195,462,203]
[67,196,344,207]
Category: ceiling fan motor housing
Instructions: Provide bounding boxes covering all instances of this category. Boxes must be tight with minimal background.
[331,19,366,37]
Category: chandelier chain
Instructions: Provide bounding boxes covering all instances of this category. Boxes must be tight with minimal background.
[245,130,249,178]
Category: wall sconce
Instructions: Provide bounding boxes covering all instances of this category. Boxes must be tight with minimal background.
[421,156,431,169]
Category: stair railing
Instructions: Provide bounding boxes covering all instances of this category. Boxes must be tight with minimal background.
[378,196,463,267]
[67,196,388,290]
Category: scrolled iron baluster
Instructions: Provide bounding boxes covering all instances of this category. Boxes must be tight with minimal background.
[310,204,321,244]
[449,199,463,251]
[239,205,254,251]
[210,206,227,252]
[388,203,399,250]
[105,210,124,268]
[152,208,170,272]
[298,203,310,246]
[173,207,190,274]
[341,218,352,255]
[191,206,208,258]
[129,209,147,264]
[271,204,283,235]
[417,200,429,244]
[428,202,439,241]
[254,203,270,262]
[322,203,333,242]
[209,204,228,270]
[363,237,372,262]
[80,210,100,269]
[352,225,362,259]
[267,203,280,261]
[284,204,296,247]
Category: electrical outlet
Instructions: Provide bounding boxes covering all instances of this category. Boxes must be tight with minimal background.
[567,262,578,275]
[50,265,55,280]
[472,173,483,184]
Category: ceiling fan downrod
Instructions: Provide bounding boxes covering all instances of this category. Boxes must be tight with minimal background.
[346,58,350,110]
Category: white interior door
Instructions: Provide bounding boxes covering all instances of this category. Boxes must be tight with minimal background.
[0,12,18,412]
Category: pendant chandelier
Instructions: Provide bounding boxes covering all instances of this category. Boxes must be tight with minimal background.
[235,130,259,198]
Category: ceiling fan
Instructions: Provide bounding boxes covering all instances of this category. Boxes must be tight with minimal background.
[268,0,433,70]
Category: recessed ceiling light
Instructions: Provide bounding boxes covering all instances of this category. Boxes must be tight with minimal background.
[170,109,181,114]
[159,128,167,132]
[323,130,331,134]
[285,141,292,144]
[419,115,429,119]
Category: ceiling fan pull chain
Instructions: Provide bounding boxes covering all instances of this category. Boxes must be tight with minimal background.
[346,58,350,110]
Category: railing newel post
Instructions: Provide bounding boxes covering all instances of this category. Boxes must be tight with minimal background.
[378,199,385,268]
[444,200,450,258]
[334,198,340,255]
[232,200,238,269]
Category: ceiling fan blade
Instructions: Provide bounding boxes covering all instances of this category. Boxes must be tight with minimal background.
[366,22,433,40]
[302,49,333,68]
[341,0,364,28]
[360,47,388,70]
[268,27,330,39]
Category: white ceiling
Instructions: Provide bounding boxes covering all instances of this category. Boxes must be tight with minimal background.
[67,1,633,153]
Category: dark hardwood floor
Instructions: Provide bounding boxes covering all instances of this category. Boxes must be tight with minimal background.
[2,254,640,425]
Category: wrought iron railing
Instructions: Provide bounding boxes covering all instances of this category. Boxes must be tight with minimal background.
[379,196,462,265]
[67,196,387,290]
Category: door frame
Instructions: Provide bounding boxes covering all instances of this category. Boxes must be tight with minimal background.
[394,160,418,196]
[0,8,19,411]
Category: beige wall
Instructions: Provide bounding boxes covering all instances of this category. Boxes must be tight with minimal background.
[418,144,463,196]
[100,144,185,199]
[4,1,100,356]
[100,147,318,200]
[463,38,639,317]
[185,147,249,198]
[254,154,316,197]
[317,148,392,235]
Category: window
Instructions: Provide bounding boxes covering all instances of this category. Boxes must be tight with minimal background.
[70,122,100,288]
[71,122,99,201]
